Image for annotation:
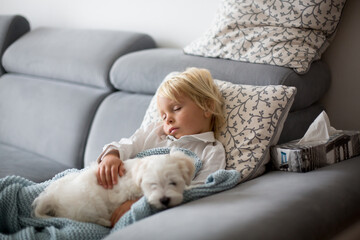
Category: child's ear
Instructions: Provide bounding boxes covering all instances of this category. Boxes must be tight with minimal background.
[204,100,214,118]
[204,110,212,118]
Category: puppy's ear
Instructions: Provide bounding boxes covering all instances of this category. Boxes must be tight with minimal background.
[171,151,195,186]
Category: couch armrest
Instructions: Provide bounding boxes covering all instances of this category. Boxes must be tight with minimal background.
[0,15,30,75]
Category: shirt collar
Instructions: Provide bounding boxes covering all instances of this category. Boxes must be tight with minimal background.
[166,131,216,143]
[156,123,216,143]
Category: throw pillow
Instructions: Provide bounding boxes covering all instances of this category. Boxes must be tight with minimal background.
[215,80,296,182]
[184,0,346,74]
[141,75,296,183]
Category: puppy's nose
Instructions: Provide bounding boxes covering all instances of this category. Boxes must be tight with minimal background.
[160,197,170,206]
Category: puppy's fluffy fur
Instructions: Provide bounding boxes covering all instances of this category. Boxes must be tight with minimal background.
[32,150,195,227]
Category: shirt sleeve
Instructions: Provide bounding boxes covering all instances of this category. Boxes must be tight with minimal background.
[191,140,226,185]
[96,123,157,163]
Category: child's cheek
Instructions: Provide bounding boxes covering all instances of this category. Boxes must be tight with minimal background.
[162,124,168,135]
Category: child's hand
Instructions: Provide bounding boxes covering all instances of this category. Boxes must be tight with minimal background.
[110,198,140,227]
[97,150,125,189]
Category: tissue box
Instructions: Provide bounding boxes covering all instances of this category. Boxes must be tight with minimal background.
[271,130,360,172]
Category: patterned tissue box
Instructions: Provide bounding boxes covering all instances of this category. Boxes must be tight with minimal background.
[271,131,360,172]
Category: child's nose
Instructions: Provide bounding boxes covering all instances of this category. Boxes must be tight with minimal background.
[166,116,174,124]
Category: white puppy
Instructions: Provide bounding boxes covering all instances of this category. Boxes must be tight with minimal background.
[32,150,195,227]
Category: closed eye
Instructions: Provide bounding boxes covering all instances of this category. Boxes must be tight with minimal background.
[170,182,177,186]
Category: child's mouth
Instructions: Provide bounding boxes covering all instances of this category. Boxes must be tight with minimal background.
[169,128,178,134]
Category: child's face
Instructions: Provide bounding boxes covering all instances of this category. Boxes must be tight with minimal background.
[157,94,212,139]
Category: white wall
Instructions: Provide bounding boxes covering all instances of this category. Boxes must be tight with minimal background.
[0,0,359,131]
[0,0,221,47]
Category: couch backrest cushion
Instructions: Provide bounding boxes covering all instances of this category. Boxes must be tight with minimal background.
[0,28,156,168]
[0,74,108,168]
[2,27,156,89]
[85,48,330,168]
[0,15,30,75]
[109,48,330,111]
[84,91,151,166]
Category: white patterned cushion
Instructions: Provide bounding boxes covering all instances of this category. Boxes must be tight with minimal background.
[141,77,296,183]
[184,0,346,74]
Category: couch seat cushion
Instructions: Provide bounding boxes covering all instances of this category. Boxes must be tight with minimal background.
[0,144,72,182]
[104,156,360,240]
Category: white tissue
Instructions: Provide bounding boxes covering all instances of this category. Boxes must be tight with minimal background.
[298,111,340,144]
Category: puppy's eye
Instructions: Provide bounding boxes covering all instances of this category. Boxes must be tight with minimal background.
[150,183,157,189]
[170,182,177,186]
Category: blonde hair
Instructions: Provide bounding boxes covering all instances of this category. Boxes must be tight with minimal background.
[157,67,225,136]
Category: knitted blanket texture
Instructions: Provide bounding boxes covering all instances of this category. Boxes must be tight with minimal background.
[0,148,240,240]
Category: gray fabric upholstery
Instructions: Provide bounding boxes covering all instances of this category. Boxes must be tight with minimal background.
[279,104,324,144]
[0,144,71,183]
[2,27,156,88]
[84,92,152,166]
[0,25,156,181]
[105,156,360,240]
[0,15,30,75]
[0,74,109,169]
[110,48,330,111]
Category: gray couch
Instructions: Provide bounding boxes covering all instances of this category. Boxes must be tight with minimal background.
[1,15,359,239]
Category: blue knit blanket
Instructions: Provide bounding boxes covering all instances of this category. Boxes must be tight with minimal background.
[0,148,240,240]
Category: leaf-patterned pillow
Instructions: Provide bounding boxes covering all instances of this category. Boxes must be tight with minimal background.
[184,0,346,74]
[141,77,296,183]
[215,80,296,182]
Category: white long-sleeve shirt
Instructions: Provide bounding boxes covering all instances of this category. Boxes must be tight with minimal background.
[97,122,226,185]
